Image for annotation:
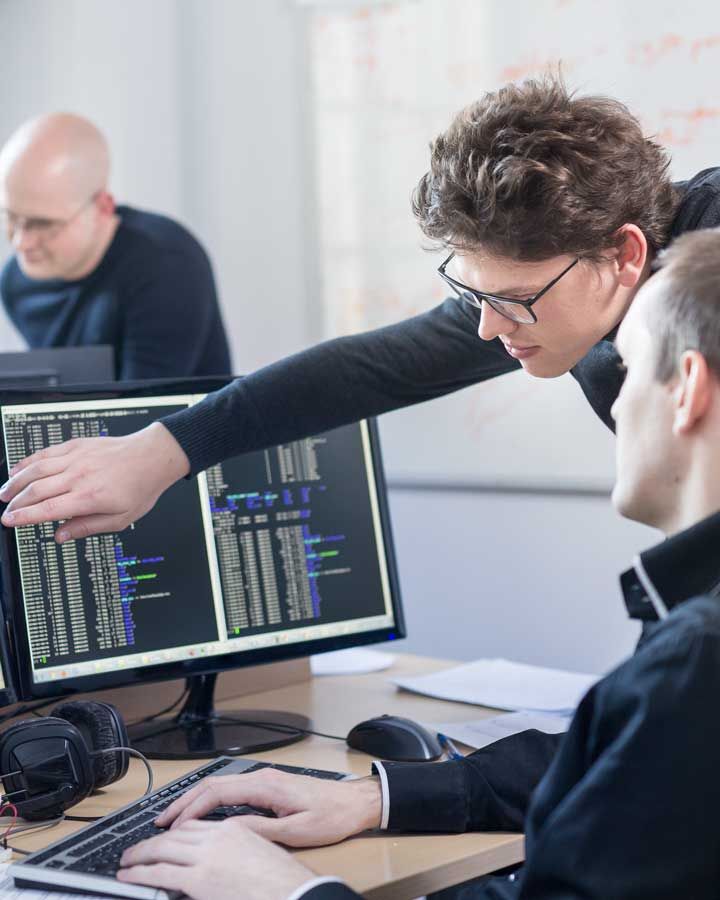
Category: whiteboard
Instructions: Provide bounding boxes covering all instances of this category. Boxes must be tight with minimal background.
[304,0,720,488]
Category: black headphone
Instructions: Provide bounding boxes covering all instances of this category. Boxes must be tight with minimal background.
[0,700,129,820]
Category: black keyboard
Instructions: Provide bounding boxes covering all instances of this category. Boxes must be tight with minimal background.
[11,756,349,900]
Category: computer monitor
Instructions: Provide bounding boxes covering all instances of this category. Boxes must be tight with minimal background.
[0,346,115,389]
[0,378,404,757]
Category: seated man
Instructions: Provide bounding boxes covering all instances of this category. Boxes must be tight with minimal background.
[118,227,720,898]
[0,113,231,379]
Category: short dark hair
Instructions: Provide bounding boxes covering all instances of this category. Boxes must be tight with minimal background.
[648,229,720,382]
[412,75,679,262]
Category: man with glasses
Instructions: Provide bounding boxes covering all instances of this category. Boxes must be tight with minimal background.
[1,76,719,827]
[0,112,231,379]
[117,227,720,899]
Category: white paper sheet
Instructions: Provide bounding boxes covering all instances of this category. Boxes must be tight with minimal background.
[394,658,598,714]
[311,647,395,676]
[0,862,107,899]
[430,710,572,750]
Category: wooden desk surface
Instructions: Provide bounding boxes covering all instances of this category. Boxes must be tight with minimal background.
[10,654,524,900]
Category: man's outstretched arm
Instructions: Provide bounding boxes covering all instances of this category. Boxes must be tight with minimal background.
[0,299,515,539]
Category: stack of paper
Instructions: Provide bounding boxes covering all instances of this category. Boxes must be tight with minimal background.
[393,658,598,714]
[311,647,395,676]
[430,710,572,751]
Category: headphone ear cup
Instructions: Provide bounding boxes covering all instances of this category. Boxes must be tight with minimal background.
[51,701,129,790]
[0,717,94,820]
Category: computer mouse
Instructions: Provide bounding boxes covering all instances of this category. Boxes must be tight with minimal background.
[346,714,443,762]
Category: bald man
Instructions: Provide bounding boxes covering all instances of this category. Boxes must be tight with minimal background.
[0,113,231,379]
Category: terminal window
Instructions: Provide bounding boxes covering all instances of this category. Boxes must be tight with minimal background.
[1,396,395,683]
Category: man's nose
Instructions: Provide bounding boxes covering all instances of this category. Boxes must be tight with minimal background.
[477,301,518,342]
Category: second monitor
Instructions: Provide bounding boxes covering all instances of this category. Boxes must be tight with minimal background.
[0,345,114,388]
[0,379,404,757]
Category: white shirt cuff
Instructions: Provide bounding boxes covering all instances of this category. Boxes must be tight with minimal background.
[286,876,347,900]
[372,760,390,830]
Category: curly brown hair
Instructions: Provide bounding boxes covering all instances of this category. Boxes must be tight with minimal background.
[412,75,679,262]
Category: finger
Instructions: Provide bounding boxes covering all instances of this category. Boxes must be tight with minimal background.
[2,473,72,514]
[2,491,104,528]
[7,441,76,478]
[53,514,132,543]
[170,792,229,828]
[157,783,220,826]
[117,863,190,892]
[0,458,71,504]
[121,836,201,867]
[3,494,129,534]
[165,772,293,828]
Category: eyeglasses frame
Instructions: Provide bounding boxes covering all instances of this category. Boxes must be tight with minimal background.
[1,192,100,242]
[438,252,580,325]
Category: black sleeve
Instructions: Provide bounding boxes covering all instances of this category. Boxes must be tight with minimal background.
[509,618,720,899]
[161,297,519,474]
[119,248,223,379]
[378,729,561,833]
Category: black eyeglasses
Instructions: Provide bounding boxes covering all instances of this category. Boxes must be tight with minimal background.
[0,192,98,242]
[438,253,579,325]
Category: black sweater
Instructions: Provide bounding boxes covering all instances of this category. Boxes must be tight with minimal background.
[1,206,231,380]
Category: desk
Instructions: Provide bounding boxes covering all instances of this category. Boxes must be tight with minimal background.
[9,654,524,900]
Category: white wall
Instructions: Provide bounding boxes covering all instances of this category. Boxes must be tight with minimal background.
[387,487,656,676]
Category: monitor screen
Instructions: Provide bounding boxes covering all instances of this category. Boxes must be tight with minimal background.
[0,387,402,698]
[0,346,115,389]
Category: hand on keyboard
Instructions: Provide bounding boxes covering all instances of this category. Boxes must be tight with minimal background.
[155,767,383,848]
[118,818,314,900]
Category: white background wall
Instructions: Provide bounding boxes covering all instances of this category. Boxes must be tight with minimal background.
[0,0,661,677]
[0,0,314,369]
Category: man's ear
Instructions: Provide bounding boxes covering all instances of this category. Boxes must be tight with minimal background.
[615,225,648,289]
[673,350,712,436]
[96,190,115,217]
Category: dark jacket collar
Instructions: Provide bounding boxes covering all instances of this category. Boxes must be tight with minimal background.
[621,509,720,622]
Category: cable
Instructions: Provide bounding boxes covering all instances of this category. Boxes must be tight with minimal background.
[65,746,154,824]
[0,695,72,725]
[0,803,18,844]
[213,716,345,742]
[127,687,189,727]
[5,815,64,854]
[93,747,153,796]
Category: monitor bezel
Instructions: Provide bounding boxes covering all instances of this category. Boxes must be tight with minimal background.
[0,345,115,388]
[0,377,405,701]
[0,612,19,708]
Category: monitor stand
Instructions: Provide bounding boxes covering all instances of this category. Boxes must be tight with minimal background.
[127,673,312,759]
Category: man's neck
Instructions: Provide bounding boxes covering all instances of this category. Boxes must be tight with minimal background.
[659,444,720,537]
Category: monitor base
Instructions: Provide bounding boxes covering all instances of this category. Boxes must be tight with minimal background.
[128,673,312,759]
